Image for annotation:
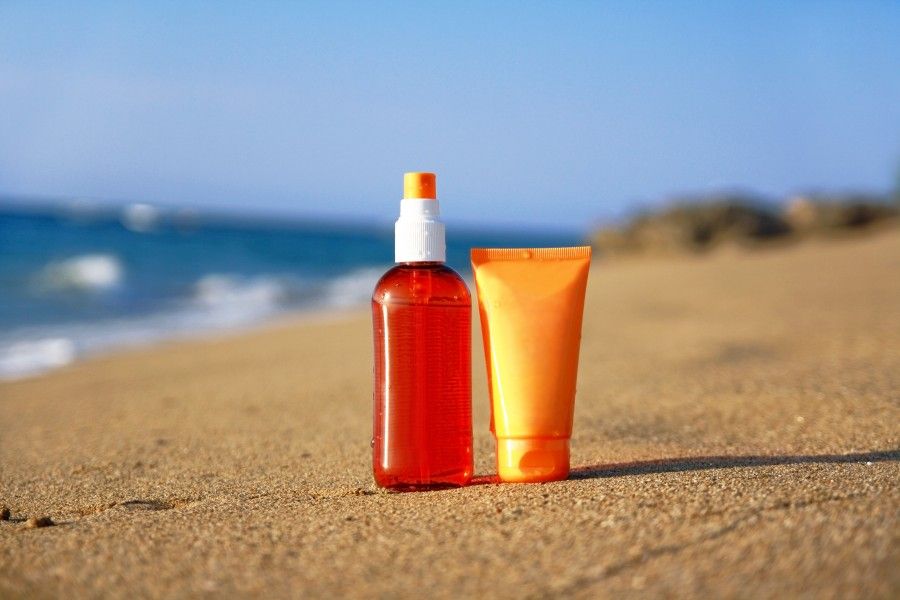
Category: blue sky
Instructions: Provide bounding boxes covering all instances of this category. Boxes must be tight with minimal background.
[1,1,899,230]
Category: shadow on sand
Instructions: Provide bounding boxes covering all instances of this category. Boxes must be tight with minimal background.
[569,449,899,480]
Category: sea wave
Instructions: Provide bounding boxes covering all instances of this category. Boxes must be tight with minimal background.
[321,267,383,308]
[0,266,384,380]
[0,338,76,379]
[187,267,383,316]
[34,253,124,293]
[190,274,289,326]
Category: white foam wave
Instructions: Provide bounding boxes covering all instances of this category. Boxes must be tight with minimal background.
[188,274,291,327]
[188,267,381,318]
[121,203,160,233]
[321,267,383,308]
[35,254,124,292]
[0,338,76,379]
[0,267,385,380]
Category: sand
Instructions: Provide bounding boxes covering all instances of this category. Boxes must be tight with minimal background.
[1,232,898,599]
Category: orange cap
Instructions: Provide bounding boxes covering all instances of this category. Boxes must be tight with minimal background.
[496,438,570,483]
[403,172,436,200]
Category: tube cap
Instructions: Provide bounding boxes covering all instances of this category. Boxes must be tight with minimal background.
[496,438,570,483]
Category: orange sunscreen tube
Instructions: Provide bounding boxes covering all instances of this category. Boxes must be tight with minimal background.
[470,247,591,483]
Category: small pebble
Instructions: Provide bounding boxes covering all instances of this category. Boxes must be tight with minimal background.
[0,506,10,520]
[25,516,54,529]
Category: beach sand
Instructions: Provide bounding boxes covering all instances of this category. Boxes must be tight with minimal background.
[2,232,898,598]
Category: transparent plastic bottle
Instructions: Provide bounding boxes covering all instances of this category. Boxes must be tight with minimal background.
[371,173,473,489]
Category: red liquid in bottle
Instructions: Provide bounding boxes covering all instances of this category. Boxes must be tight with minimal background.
[372,262,473,488]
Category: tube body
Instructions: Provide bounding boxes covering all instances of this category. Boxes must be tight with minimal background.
[471,247,591,482]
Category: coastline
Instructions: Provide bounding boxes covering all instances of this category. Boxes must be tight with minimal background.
[0,302,371,383]
[2,231,898,598]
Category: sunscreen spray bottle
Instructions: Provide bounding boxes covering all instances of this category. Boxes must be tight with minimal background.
[371,173,473,488]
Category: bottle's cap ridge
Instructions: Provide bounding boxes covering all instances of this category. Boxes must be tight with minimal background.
[403,172,436,200]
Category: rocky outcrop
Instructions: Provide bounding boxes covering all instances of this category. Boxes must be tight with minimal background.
[592,194,897,257]
[591,196,791,257]
[784,195,898,234]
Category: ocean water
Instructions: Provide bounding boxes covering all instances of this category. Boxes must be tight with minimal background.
[0,202,580,379]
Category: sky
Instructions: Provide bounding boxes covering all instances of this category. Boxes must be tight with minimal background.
[1,1,899,231]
